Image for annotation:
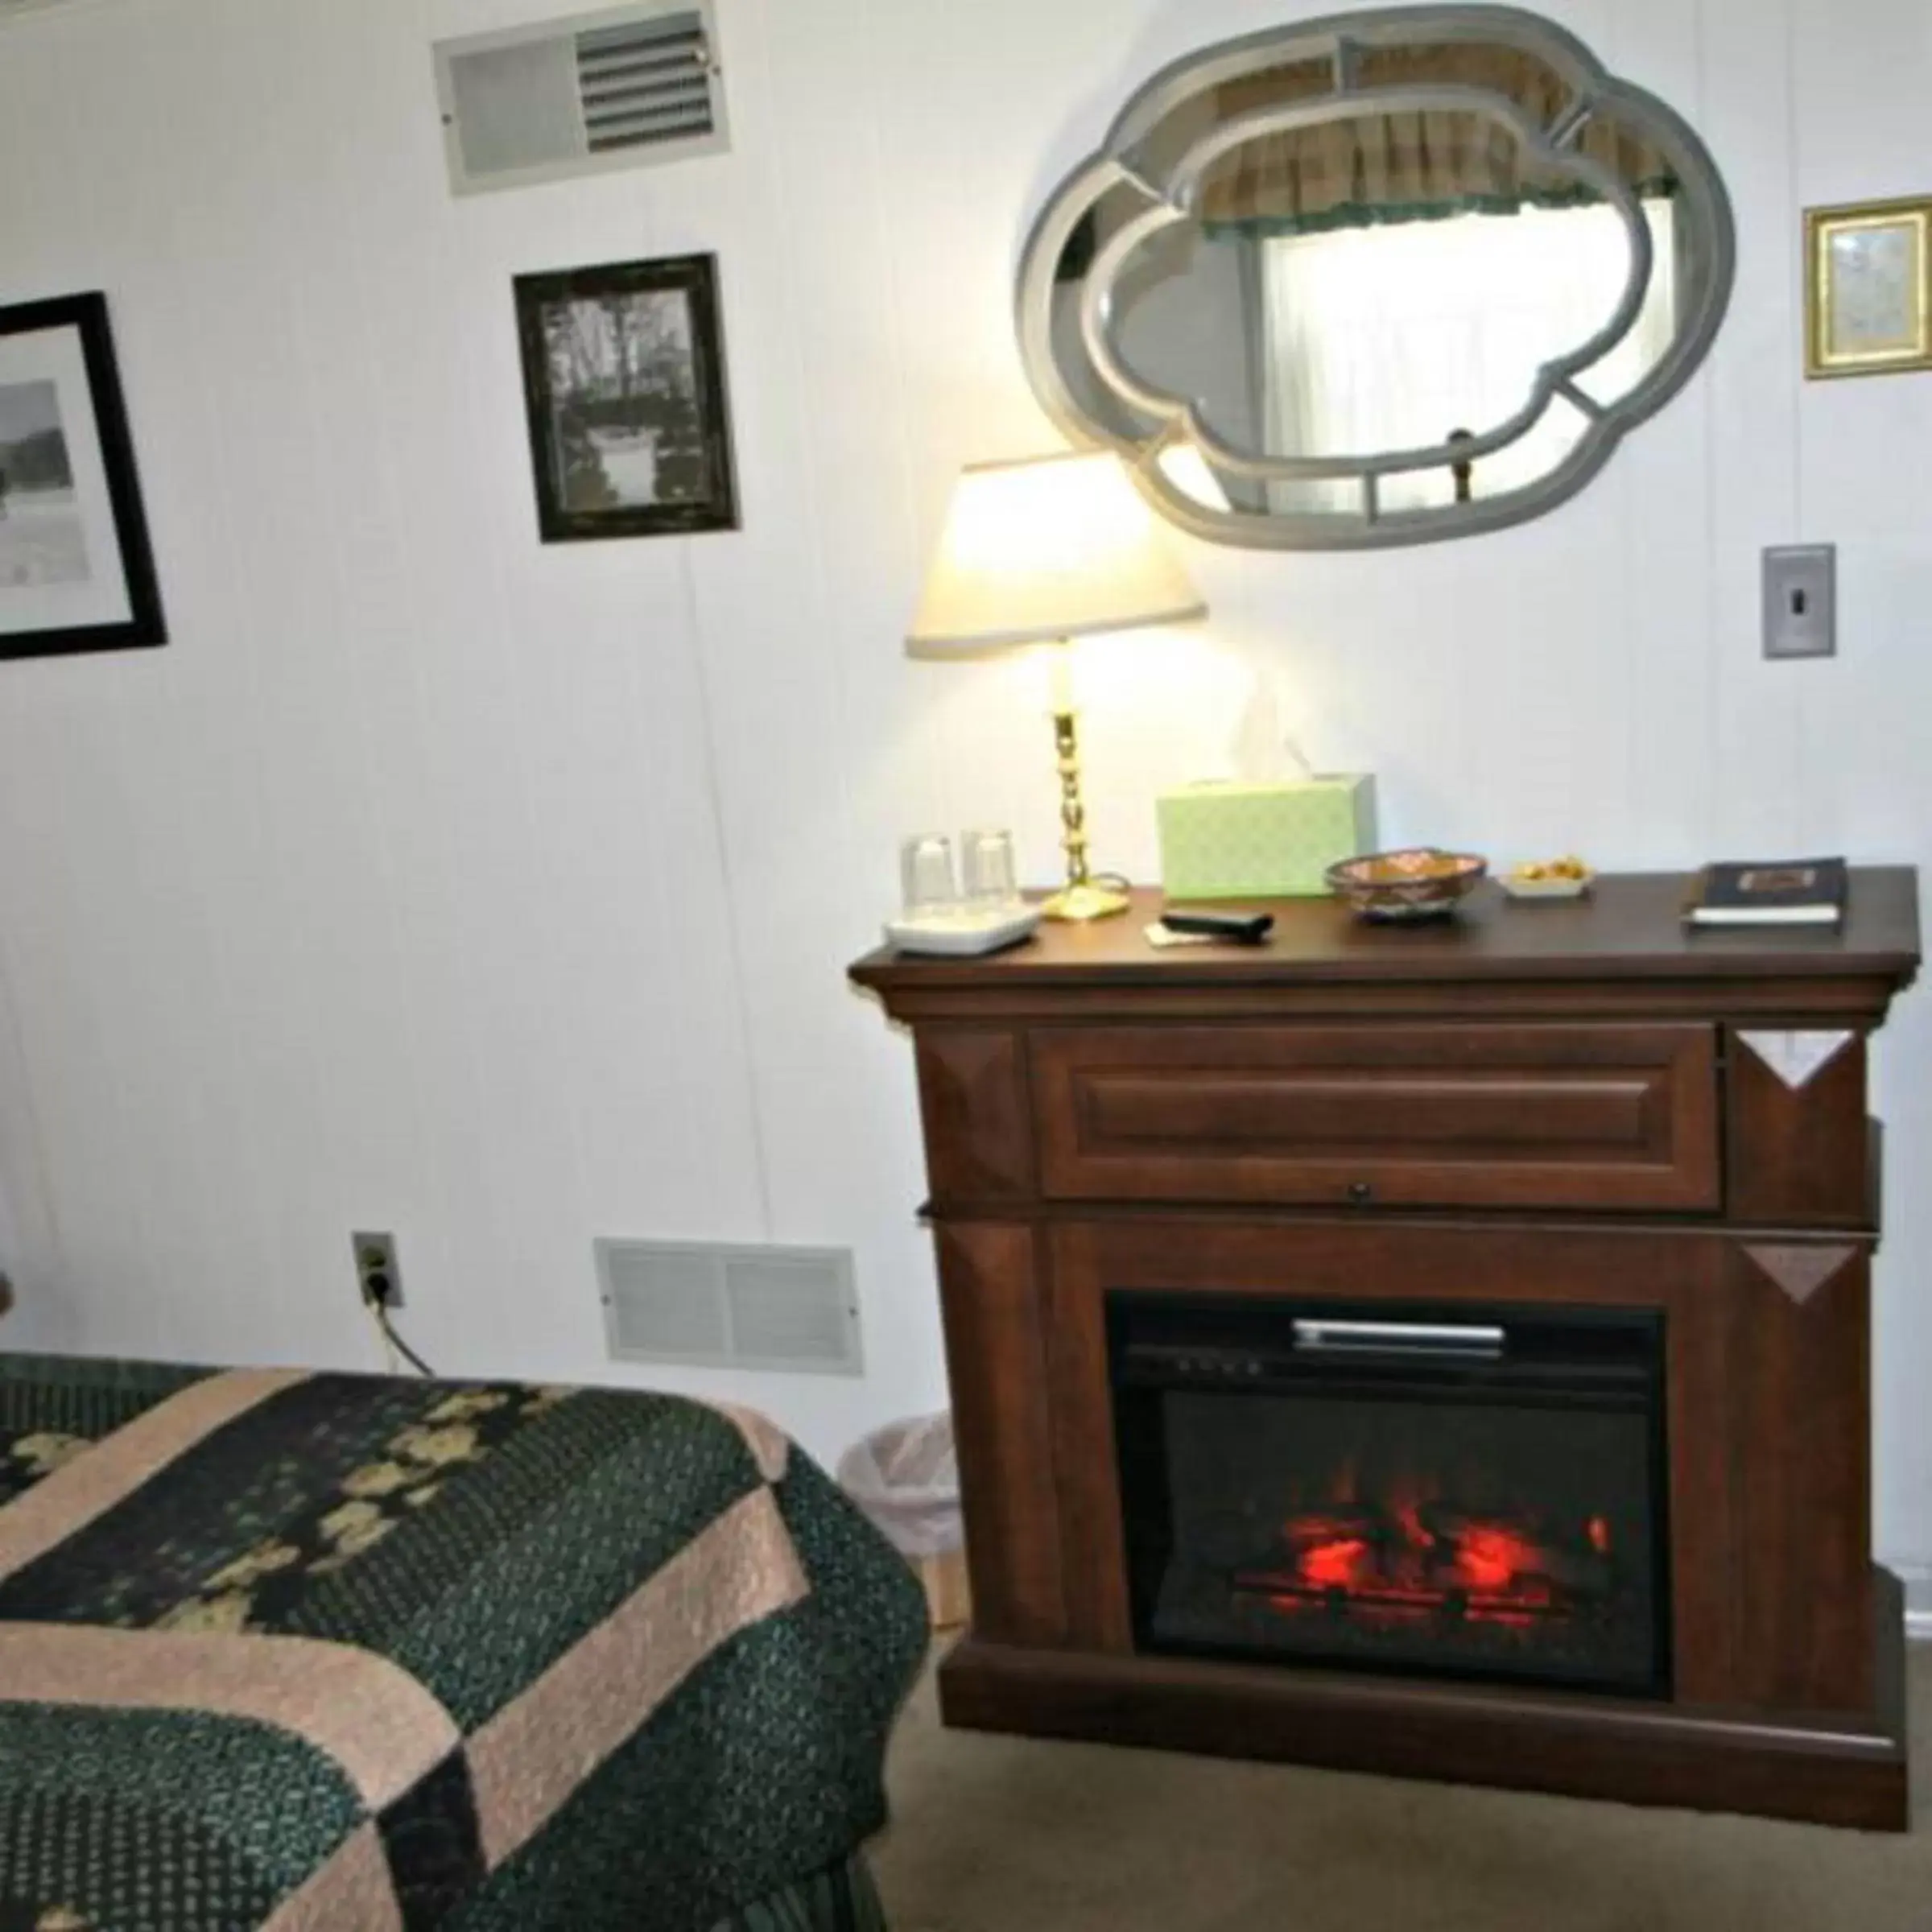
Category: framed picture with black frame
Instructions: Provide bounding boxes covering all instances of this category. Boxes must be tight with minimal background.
[0,291,166,660]
[514,253,740,543]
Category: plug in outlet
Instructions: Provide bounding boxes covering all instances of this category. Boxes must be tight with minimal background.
[353,1231,404,1311]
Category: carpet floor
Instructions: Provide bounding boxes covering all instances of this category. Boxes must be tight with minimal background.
[870,1646,1932,1931]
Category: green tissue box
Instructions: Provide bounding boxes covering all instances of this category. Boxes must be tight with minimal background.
[1156,776,1377,900]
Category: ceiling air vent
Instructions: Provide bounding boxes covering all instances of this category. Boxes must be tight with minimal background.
[433,1,728,198]
[596,1239,864,1378]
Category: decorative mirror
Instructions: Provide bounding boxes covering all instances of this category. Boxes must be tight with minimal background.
[1016,6,1736,549]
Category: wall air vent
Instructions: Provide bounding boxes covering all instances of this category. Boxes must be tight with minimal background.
[596,1238,863,1377]
[433,1,727,198]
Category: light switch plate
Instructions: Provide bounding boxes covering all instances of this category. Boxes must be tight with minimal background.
[1763,543,1836,659]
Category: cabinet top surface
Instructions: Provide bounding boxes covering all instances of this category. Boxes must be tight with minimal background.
[850,870,1921,992]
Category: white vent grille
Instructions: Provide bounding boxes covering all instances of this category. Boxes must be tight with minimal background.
[434,2,727,197]
[579,16,714,154]
[597,1239,863,1377]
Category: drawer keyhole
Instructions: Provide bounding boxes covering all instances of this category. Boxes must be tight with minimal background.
[1346,1180,1374,1206]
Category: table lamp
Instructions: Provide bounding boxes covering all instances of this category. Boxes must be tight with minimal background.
[906,450,1208,921]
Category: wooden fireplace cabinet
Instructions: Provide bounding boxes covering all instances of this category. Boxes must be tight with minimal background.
[851,871,1922,1829]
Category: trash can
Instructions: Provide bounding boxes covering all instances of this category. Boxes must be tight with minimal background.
[838,1413,970,1630]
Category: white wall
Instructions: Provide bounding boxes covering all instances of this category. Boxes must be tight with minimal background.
[0,0,1926,1574]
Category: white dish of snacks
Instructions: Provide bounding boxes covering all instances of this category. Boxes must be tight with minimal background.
[1500,857,1595,900]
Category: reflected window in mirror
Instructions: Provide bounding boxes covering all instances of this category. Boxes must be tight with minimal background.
[1258,196,1678,513]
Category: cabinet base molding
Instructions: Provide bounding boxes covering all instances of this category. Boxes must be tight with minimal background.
[938,1570,1910,1833]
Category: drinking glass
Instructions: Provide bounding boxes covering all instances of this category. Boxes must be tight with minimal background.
[900,834,958,915]
[962,828,1020,909]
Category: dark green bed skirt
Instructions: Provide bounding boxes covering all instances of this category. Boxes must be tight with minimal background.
[712,1852,889,1932]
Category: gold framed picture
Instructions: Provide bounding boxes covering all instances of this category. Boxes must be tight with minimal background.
[1805,196,1932,378]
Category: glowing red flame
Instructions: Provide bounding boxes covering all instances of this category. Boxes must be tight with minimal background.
[1455,1524,1537,1592]
[1299,1537,1369,1588]
[1238,1477,1614,1630]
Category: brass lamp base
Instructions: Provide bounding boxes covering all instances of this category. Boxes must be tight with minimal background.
[1039,880,1131,922]
[1039,647,1130,923]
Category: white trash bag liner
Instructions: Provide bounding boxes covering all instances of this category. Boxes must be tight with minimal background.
[837,1412,960,1559]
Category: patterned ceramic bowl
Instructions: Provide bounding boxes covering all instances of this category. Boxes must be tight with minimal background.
[1326,847,1488,922]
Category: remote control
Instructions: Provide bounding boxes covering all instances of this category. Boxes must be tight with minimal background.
[1158,909,1276,945]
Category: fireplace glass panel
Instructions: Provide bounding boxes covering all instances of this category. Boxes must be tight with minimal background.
[1110,1296,1669,1697]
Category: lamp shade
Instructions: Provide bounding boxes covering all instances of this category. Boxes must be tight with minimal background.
[906,450,1207,654]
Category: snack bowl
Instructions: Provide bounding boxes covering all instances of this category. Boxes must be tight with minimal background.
[1326,847,1488,922]
[1500,856,1595,901]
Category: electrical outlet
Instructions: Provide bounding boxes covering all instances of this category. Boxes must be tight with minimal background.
[1763,543,1836,659]
[352,1231,403,1311]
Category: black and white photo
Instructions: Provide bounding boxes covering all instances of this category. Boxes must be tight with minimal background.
[0,293,167,659]
[514,254,739,542]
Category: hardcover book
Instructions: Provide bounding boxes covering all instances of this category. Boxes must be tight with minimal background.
[1684,857,1847,927]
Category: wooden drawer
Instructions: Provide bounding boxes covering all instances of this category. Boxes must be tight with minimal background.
[1032,1022,1719,1212]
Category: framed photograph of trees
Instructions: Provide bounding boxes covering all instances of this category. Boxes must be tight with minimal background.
[0,292,166,660]
[514,254,740,543]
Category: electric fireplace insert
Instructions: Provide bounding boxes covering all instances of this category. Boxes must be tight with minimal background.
[1110,1294,1670,1698]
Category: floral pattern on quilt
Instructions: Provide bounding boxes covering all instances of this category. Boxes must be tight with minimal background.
[157,1382,575,1633]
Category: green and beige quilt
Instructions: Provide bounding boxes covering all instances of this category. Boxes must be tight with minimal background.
[0,1354,928,1931]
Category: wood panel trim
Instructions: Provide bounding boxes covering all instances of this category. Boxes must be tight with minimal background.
[1664,1244,1738,1704]
[931,1222,1066,1646]
[1728,1027,1871,1228]
[1033,1023,1719,1213]
[863,980,1905,1026]
[1043,1224,1134,1653]
[1736,1030,1856,1089]
[1724,1241,1875,1712]
[1741,1242,1860,1306]
[918,1197,1884,1242]
[914,1027,1037,1203]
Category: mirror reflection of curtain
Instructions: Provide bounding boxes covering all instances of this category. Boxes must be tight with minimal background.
[1261,199,1678,514]
[1197,50,1678,233]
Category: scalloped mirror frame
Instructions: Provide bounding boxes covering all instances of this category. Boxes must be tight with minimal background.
[1015,4,1737,551]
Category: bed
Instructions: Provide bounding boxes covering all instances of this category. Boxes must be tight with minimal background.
[0,1353,930,1931]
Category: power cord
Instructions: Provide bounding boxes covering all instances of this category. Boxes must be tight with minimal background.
[357,1254,437,1378]
[366,1299,398,1374]
[375,1303,437,1379]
